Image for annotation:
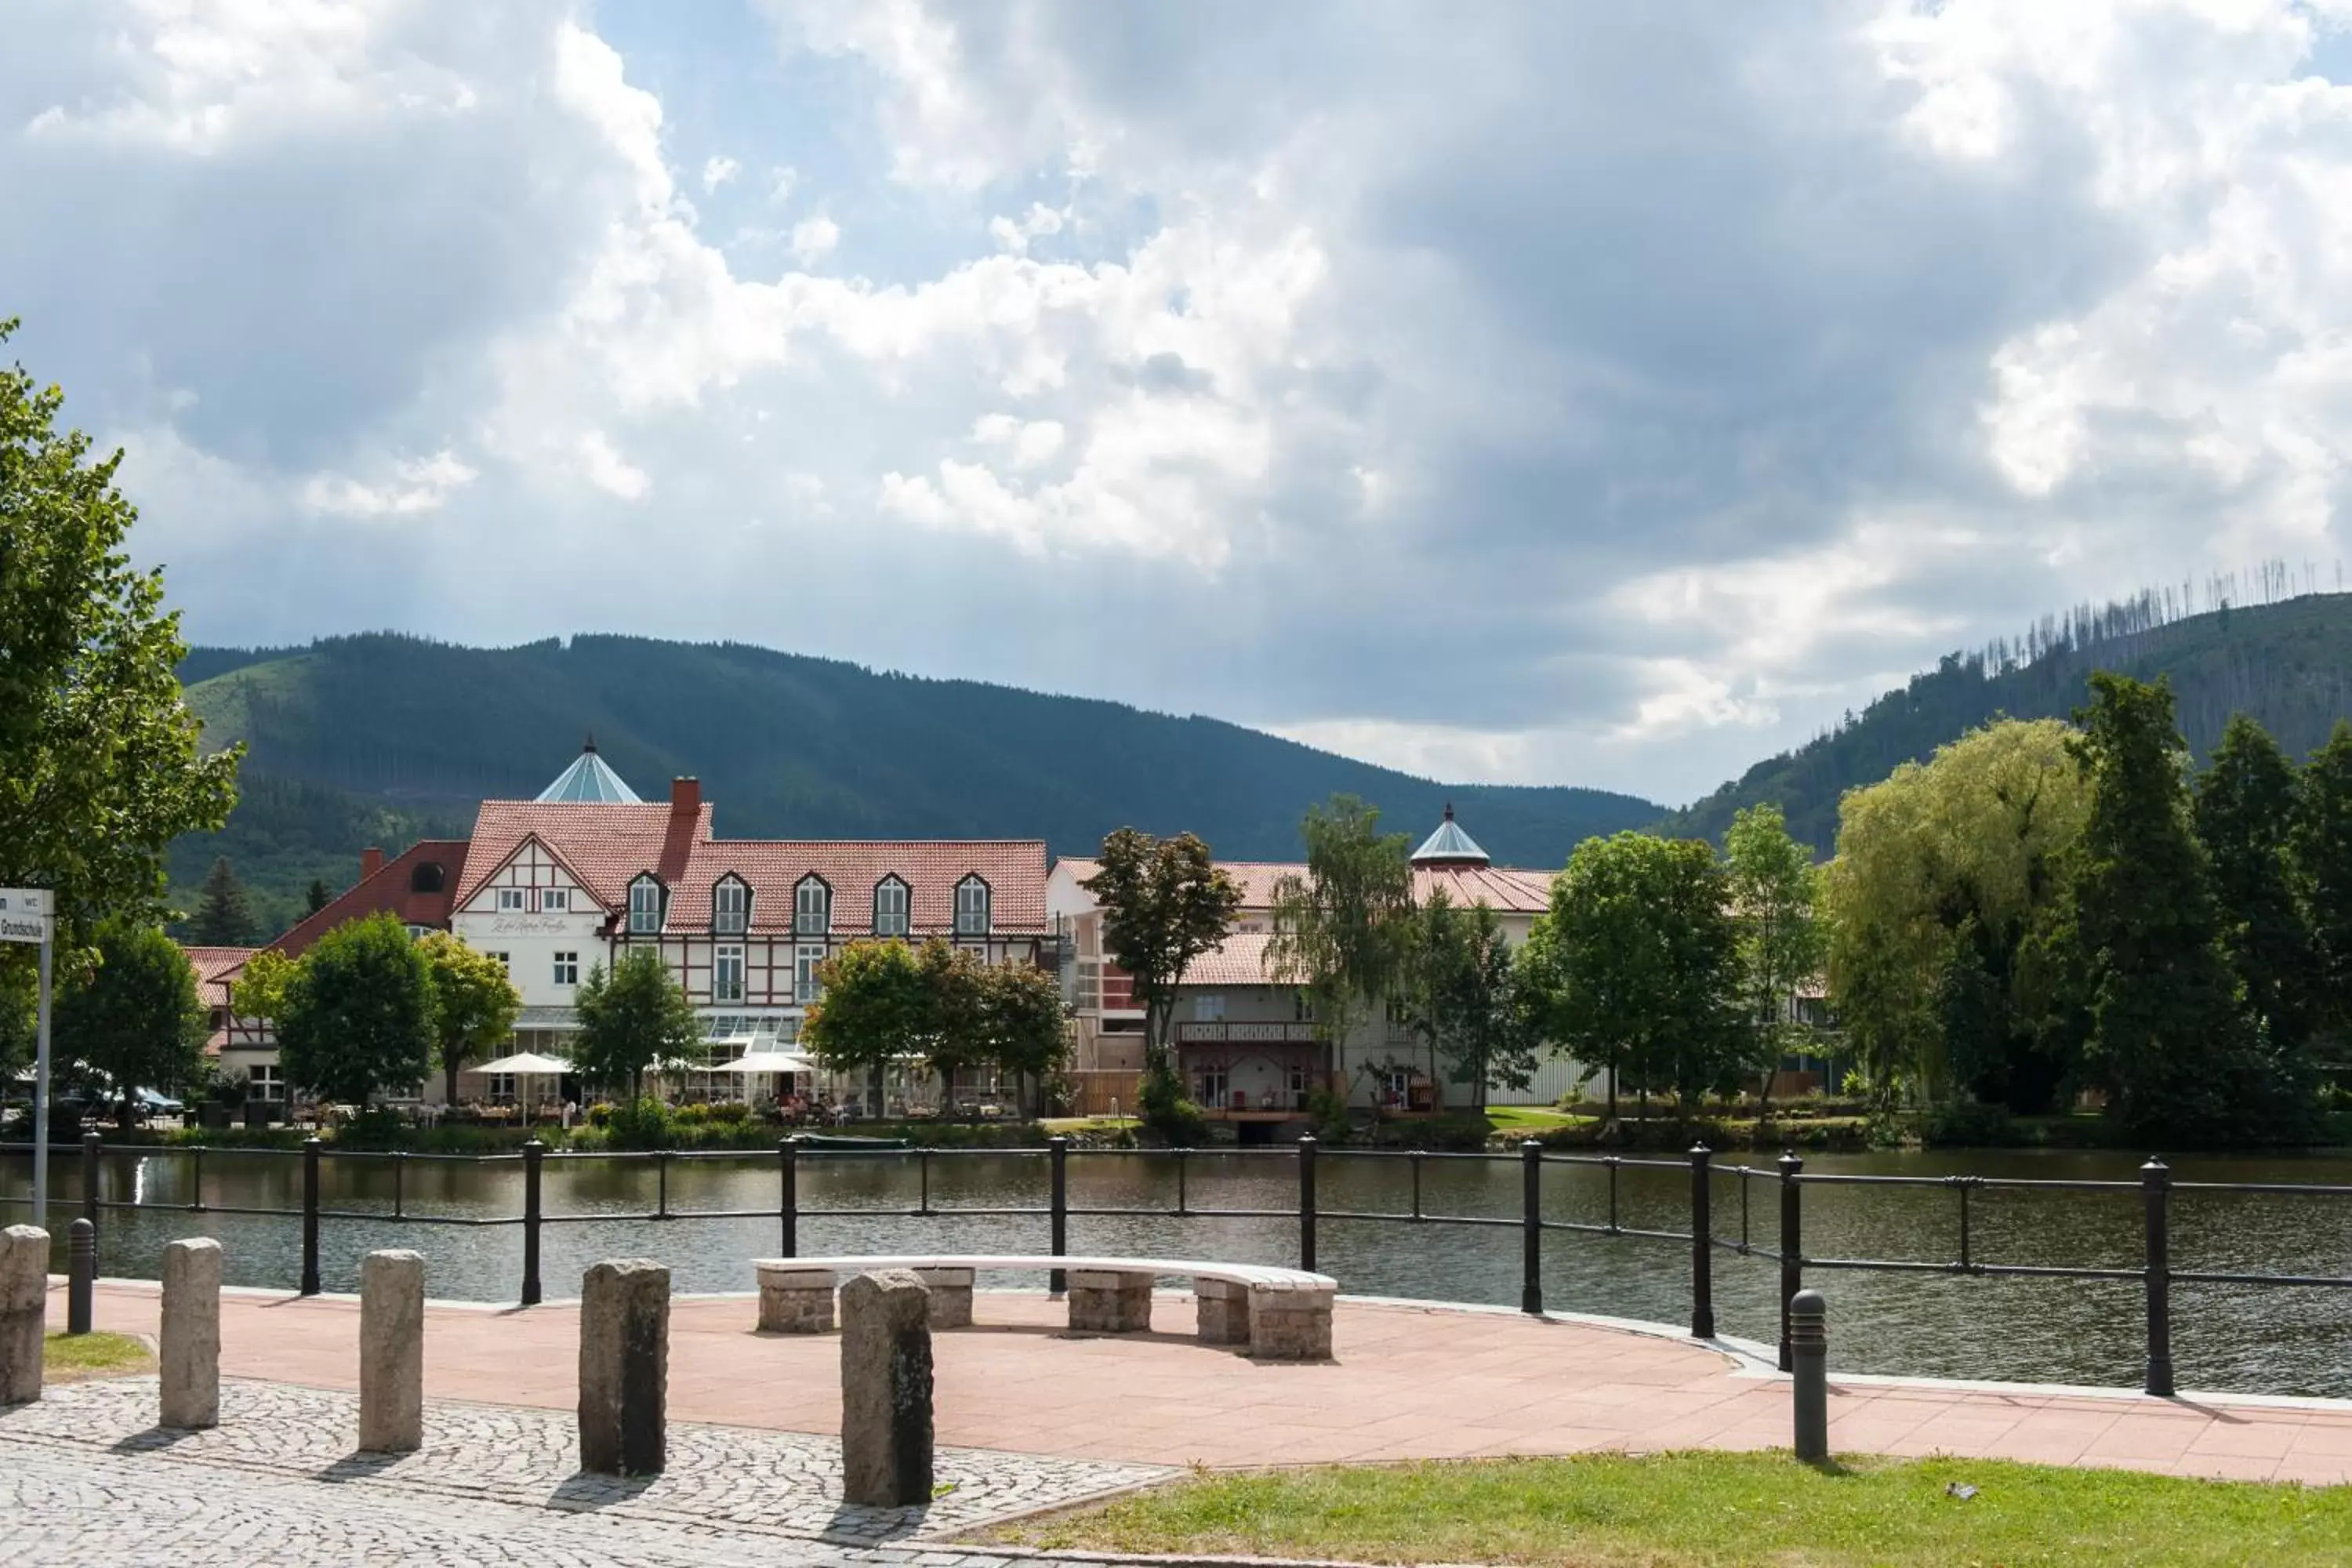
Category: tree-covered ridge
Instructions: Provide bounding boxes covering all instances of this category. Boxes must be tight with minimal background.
[1663,586,2352,852]
[166,632,1663,931]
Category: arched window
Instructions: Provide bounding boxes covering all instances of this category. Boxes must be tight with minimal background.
[628,874,665,935]
[873,876,909,938]
[954,875,991,936]
[794,875,831,936]
[713,875,750,935]
[409,862,446,894]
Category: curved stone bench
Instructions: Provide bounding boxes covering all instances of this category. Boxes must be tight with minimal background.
[753,1254,1338,1360]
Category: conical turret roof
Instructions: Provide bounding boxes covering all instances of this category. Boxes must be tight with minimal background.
[1411,803,1490,866]
[535,736,642,804]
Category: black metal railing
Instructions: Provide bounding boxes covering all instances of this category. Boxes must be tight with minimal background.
[9,1131,2352,1397]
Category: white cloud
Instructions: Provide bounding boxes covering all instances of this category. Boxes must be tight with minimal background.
[302,449,479,517]
[21,1,2352,804]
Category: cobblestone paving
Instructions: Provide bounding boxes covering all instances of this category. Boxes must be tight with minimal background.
[0,1378,1169,1559]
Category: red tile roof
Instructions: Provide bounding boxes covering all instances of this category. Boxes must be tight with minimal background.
[1184,932,1282,987]
[677,839,1049,936]
[456,801,708,911]
[269,840,470,957]
[177,946,257,1010]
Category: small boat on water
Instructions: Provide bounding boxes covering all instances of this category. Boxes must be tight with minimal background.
[791,1132,913,1150]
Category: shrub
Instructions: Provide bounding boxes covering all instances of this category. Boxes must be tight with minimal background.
[586,1102,615,1128]
[1917,1098,2018,1148]
[1306,1087,1353,1145]
[707,1099,752,1125]
[1137,1068,1208,1147]
[605,1098,677,1150]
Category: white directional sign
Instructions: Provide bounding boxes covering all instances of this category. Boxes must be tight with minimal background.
[0,888,51,944]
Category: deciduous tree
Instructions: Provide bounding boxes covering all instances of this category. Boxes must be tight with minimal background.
[804,938,937,1085]
[571,947,702,1101]
[0,317,241,1050]
[1723,803,1825,1118]
[1401,891,1533,1113]
[52,920,208,1122]
[1268,796,1415,1068]
[1081,829,1240,1076]
[274,913,434,1107]
[417,931,522,1105]
[978,958,1071,1116]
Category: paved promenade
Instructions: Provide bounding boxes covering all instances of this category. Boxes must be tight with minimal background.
[54,1276,2352,1483]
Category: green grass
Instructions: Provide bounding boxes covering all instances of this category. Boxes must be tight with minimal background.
[1483,1107,1588,1133]
[43,1330,154,1385]
[988,1452,2352,1567]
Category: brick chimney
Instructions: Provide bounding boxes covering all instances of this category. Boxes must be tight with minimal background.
[361,847,385,880]
[670,777,701,818]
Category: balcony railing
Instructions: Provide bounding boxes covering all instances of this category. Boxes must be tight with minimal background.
[1175,1021,1321,1044]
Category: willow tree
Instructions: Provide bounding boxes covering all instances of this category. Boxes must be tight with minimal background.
[1821,719,2089,1110]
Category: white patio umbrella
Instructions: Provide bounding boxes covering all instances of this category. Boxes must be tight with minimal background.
[467,1052,575,1112]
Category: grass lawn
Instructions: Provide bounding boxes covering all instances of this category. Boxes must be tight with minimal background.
[1483,1107,1588,1134]
[43,1330,154,1385]
[988,1452,2352,1567]
[1038,1115,1139,1134]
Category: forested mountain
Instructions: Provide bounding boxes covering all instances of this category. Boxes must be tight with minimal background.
[166,633,1663,937]
[1663,586,2352,852]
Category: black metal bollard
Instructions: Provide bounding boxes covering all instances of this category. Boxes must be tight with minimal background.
[1790,1287,1828,1462]
[2142,1157,2174,1397]
[1047,1135,1069,1294]
[655,1149,670,1219]
[1777,1151,1804,1372]
[1689,1143,1715,1339]
[521,1138,544,1308]
[67,1218,95,1335]
[300,1137,322,1297]
[779,1138,799,1258]
[81,1132,101,1228]
[1520,1140,1543,1315]
[1298,1134,1319,1273]
[191,1144,205,1213]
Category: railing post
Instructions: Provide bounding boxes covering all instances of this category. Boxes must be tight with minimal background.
[80,1131,100,1228]
[521,1138,544,1308]
[1689,1143,1715,1339]
[67,1217,95,1335]
[2142,1156,2174,1397]
[1298,1134,1319,1273]
[1790,1287,1829,1462]
[191,1145,205,1212]
[656,1149,670,1219]
[1047,1135,1069,1294]
[1777,1151,1803,1372]
[393,1149,405,1220]
[1519,1139,1542,1315]
[779,1138,798,1258]
[300,1136,322,1297]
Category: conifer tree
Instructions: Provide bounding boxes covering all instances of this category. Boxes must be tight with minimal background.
[2195,714,2316,1052]
[305,879,333,916]
[189,856,256,946]
[2296,720,2352,1042]
[2066,675,2308,1145]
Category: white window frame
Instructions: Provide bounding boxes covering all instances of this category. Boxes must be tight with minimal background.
[487,952,510,975]
[496,887,527,913]
[954,876,990,935]
[713,878,748,936]
[795,877,830,936]
[714,945,745,1003]
[629,877,663,935]
[873,877,909,938]
[249,1063,283,1099]
[488,1073,517,1103]
[552,951,579,987]
[541,887,569,913]
[1197,1065,1229,1105]
[1193,994,1226,1022]
[795,944,825,1004]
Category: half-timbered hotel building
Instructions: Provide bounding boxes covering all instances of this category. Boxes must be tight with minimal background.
[1048,807,1587,1128]
[214,744,1049,1107]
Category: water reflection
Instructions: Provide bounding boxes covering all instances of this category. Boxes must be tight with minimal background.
[5,1143,2348,1397]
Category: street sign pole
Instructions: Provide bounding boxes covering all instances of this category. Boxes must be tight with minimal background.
[2,891,55,1231]
[32,930,49,1231]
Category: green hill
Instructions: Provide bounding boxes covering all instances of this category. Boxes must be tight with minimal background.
[166,633,1664,937]
[1661,590,2352,853]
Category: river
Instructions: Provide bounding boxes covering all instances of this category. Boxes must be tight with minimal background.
[7,1144,2350,1398]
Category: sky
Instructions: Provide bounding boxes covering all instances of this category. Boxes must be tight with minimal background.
[9,1,2352,808]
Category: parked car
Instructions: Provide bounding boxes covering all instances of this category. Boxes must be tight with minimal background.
[132,1087,185,1116]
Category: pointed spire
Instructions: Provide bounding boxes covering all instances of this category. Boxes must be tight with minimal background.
[1412,804,1490,867]
[583,731,597,754]
[535,743,641,804]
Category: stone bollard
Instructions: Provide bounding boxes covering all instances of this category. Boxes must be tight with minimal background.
[0,1225,48,1405]
[840,1269,933,1508]
[160,1237,223,1430]
[1790,1287,1828,1463]
[67,1219,95,1336]
[358,1250,425,1454]
[579,1259,670,1476]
